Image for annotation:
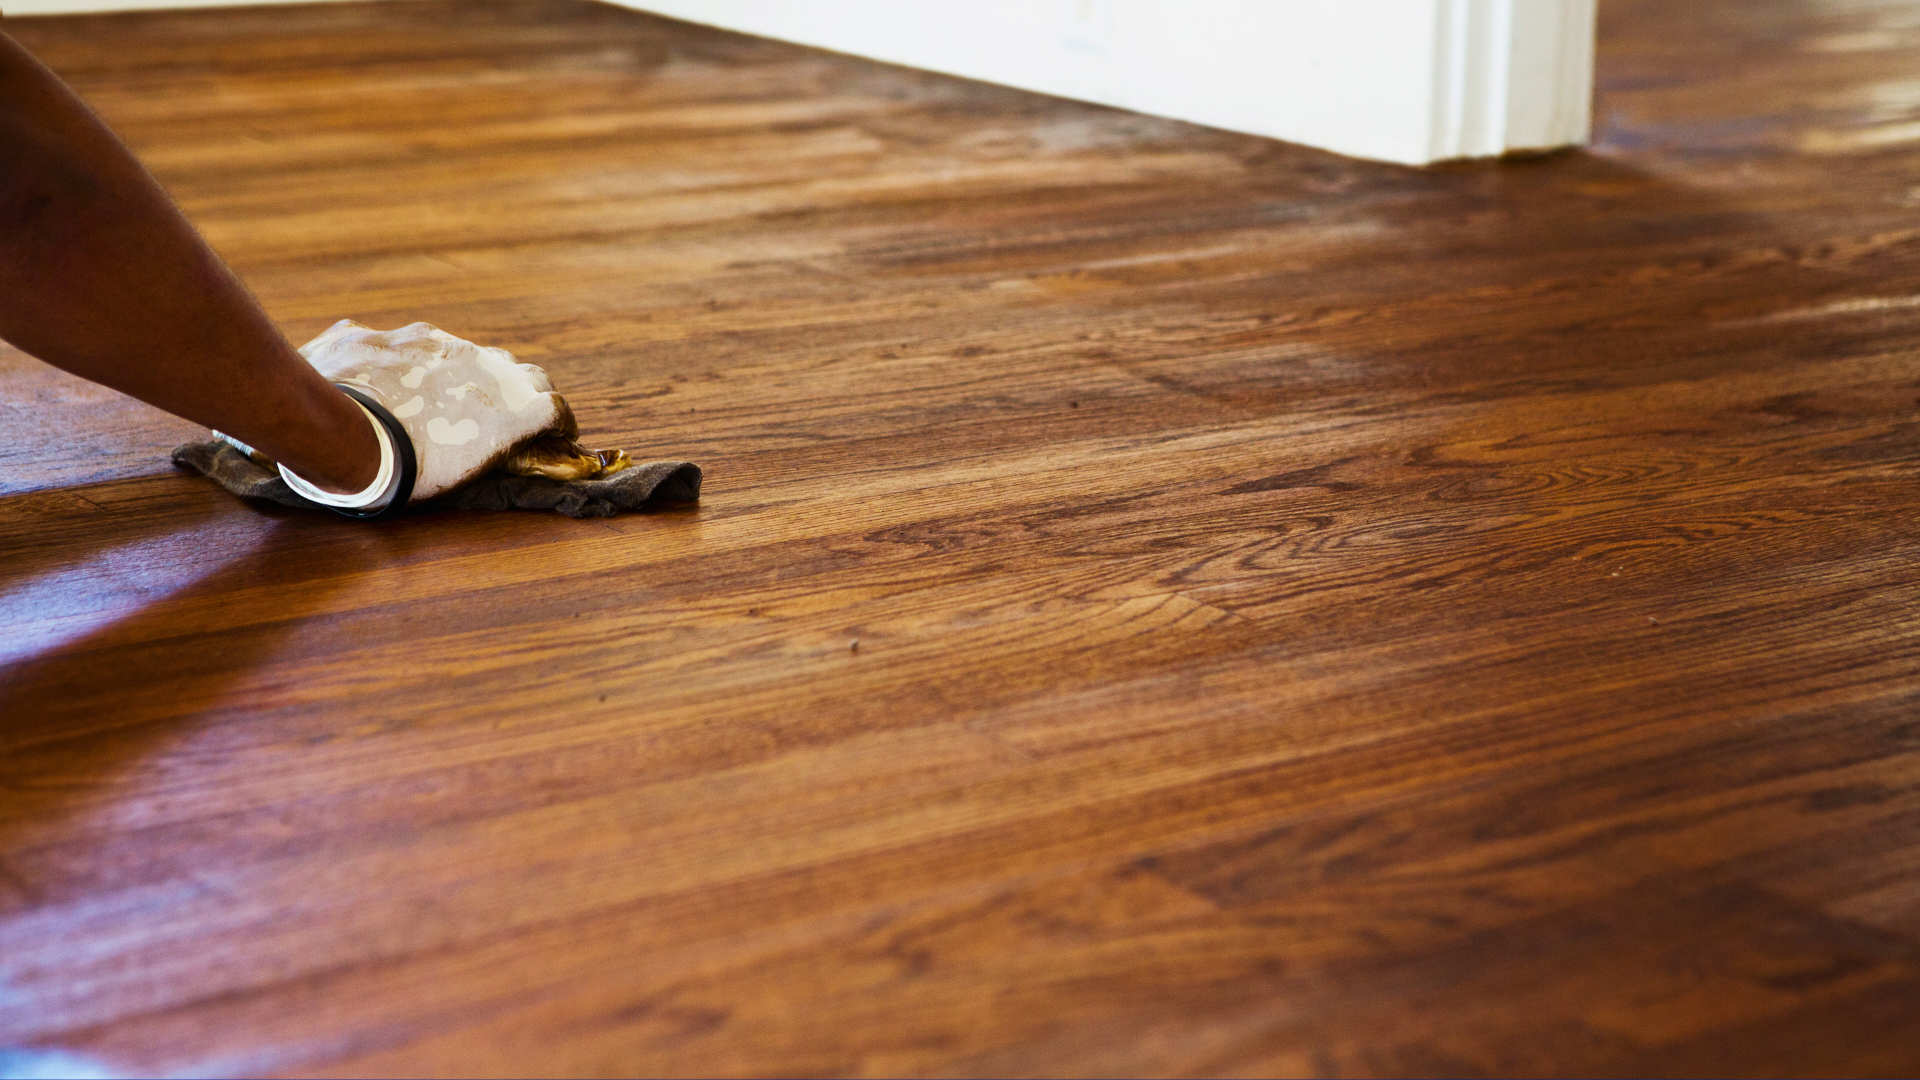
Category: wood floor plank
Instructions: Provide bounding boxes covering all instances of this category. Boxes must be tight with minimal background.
[5,0,1920,1074]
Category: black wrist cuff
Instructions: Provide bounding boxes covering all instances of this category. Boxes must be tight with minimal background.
[329,383,417,521]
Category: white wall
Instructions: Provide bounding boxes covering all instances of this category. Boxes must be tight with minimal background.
[615,1,1450,165]
[618,0,1594,164]
[4,0,1595,165]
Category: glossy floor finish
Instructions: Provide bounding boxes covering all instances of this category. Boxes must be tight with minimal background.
[5,1,1920,1075]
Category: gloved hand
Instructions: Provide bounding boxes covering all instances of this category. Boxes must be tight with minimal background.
[190,319,696,518]
[294,319,580,505]
[173,438,701,519]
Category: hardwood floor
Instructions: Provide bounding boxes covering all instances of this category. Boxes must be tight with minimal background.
[4,0,1920,1074]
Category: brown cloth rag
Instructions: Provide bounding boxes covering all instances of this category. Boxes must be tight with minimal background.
[172,440,701,519]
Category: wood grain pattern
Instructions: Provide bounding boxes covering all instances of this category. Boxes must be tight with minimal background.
[4,0,1920,1074]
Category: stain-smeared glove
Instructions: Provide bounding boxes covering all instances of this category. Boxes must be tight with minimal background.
[303,319,584,504]
[175,320,701,517]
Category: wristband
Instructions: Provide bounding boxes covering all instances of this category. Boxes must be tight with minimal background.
[276,385,418,520]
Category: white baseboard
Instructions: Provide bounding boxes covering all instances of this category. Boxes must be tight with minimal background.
[4,0,1595,166]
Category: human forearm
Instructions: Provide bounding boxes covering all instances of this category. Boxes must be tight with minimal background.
[0,28,376,493]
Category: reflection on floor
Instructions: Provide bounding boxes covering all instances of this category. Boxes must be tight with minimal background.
[4,0,1920,1073]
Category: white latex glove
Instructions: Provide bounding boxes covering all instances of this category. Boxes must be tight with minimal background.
[292,320,578,506]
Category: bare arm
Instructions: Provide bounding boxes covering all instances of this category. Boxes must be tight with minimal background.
[0,27,377,494]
